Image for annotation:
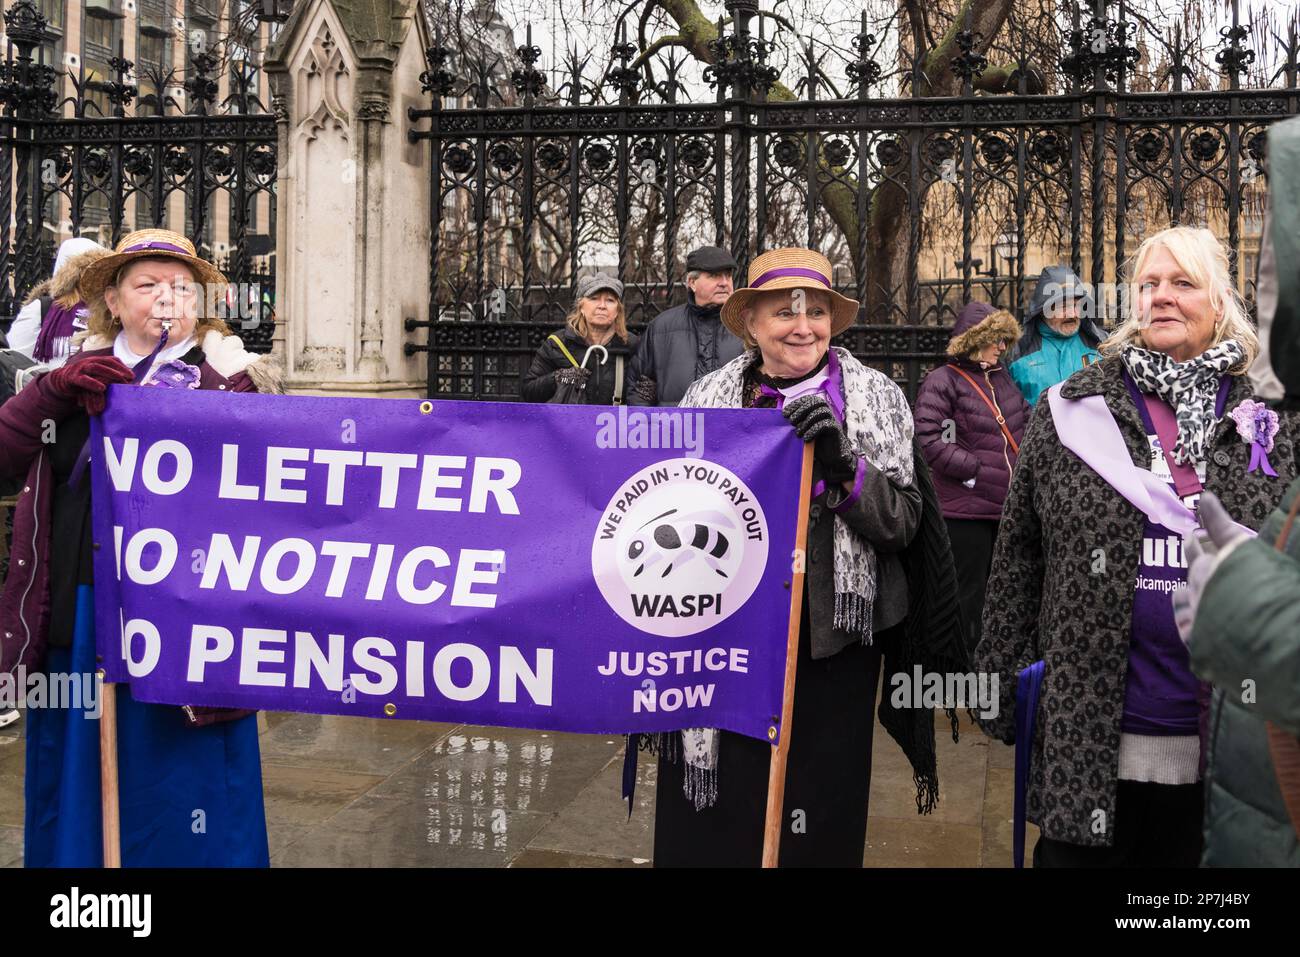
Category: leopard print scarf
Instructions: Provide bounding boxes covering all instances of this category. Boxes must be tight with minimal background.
[1121,339,1245,465]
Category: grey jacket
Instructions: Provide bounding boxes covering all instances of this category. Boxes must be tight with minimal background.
[627,296,746,407]
[1007,265,1106,366]
[675,347,965,811]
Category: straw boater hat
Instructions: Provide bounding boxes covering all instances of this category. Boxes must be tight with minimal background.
[79,228,227,303]
[720,248,859,340]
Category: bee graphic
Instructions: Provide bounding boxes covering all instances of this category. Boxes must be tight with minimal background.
[626,508,735,579]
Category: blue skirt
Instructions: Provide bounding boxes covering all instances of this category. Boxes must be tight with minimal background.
[24,587,269,867]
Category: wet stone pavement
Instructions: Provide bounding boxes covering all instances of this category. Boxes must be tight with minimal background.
[0,704,1036,867]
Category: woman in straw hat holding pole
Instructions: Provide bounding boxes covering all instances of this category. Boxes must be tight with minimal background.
[649,248,966,867]
[0,228,281,866]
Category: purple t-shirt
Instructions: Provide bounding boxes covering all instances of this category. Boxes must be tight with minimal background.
[1121,373,1229,736]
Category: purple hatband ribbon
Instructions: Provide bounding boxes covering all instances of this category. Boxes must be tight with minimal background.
[750,266,831,289]
[125,240,193,256]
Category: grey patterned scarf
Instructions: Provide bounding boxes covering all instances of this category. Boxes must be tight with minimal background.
[1120,339,1244,465]
[666,346,916,808]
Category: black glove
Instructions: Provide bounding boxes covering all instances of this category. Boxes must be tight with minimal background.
[782,393,858,483]
[633,376,658,404]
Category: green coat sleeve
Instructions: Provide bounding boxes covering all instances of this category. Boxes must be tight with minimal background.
[1190,478,1300,737]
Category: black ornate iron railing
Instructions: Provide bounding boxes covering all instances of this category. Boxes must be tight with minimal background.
[0,1,278,351]
[409,0,1300,403]
[412,315,953,407]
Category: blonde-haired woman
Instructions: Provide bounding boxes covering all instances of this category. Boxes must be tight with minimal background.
[522,273,637,404]
[977,225,1300,866]
[0,228,280,866]
[1101,225,1259,365]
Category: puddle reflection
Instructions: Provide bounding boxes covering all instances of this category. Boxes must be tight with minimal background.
[421,732,555,848]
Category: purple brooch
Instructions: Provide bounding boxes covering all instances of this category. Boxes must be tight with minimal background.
[1230,399,1279,477]
[149,359,201,390]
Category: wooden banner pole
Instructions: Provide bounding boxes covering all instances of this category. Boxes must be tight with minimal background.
[99,677,122,868]
[761,442,815,868]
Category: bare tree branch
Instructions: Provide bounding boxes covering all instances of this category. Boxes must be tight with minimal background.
[629,36,690,72]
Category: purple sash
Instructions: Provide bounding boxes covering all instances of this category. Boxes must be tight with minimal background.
[1047,384,1200,536]
[1048,378,1254,541]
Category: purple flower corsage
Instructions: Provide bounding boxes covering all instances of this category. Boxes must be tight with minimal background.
[148,358,201,390]
[1230,399,1279,477]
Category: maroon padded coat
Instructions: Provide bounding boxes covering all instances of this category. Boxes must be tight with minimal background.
[914,304,1031,521]
[0,340,271,725]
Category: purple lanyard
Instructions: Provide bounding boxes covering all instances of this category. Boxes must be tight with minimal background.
[1121,369,1230,500]
[66,326,171,488]
[129,323,172,385]
[757,350,845,501]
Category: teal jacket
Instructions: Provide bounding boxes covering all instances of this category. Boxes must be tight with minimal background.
[1191,476,1300,867]
[1007,322,1100,406]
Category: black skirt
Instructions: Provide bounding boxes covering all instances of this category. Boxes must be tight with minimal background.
[653,613,887,868]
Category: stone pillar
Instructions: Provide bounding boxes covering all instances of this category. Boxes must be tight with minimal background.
[265,0,430,397]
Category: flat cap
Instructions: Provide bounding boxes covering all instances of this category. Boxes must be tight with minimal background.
[686,246,738,274]
[576,272,624,300]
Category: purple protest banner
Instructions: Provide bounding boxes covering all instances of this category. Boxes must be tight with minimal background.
[89,389,804,744]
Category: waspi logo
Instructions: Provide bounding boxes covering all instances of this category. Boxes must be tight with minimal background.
[591,458,768,637]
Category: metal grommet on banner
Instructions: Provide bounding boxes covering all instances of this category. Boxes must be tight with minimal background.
[96,669,106,680]
[419,401,433,415]
[767,726,777,741]
[384,703,397,717]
